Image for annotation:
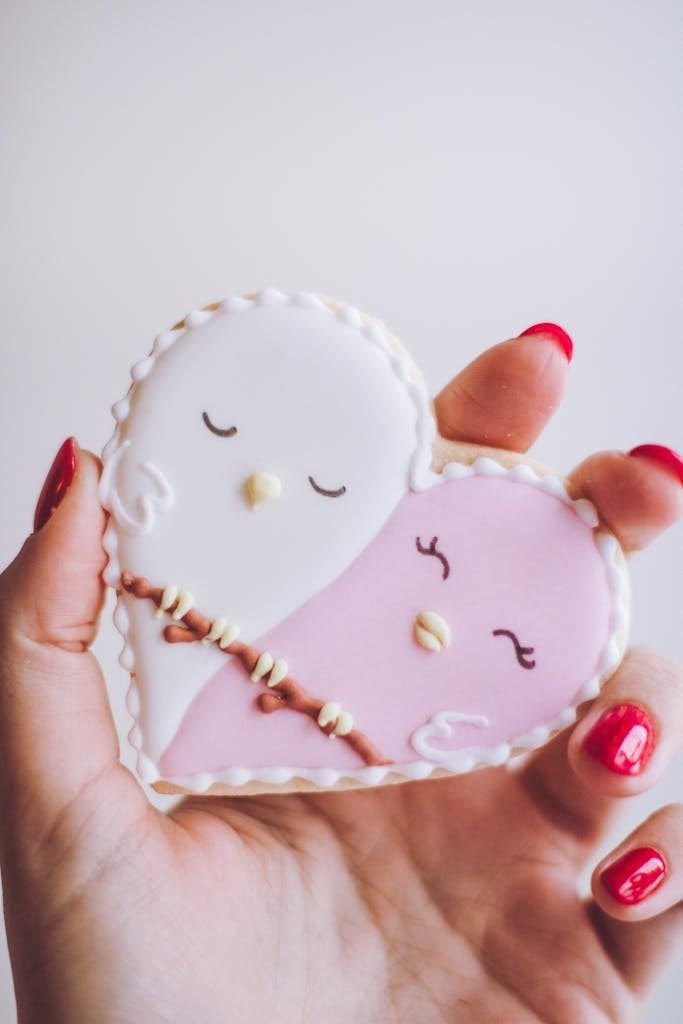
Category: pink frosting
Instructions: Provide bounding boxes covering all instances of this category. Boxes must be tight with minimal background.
[160,475,612,777]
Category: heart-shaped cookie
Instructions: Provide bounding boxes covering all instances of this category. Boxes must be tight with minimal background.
[101,290,629,795]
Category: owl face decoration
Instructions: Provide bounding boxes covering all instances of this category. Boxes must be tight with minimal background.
[101,290,629,794]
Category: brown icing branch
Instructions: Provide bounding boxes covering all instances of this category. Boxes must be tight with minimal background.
[120,573,392,768]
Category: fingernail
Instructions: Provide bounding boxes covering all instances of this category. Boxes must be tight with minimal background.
[519,322,573,362]
[33,438,78,532]
[600,847,666,905]
[582,703,655,776]
[628,444,683,486]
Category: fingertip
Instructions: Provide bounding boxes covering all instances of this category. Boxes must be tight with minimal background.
[435,331,570,449]
[570,451,683,551]
[33,437,79,532]
[628,444,683,487]
[519,322,574,363]
[33,446,106,552]
[568,702,659,800]
[32,441,103,532]
[591,804,681,922]
[592,847,668,922]
[74,447,105,491]
[568,648,683,803]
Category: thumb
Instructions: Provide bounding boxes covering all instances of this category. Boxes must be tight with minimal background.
[0,440,143,845]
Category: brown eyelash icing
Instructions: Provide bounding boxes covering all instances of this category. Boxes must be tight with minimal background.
[492,629,536,670]
[202,411,237,437]
[415,536,450,580]
[308,476,346,498]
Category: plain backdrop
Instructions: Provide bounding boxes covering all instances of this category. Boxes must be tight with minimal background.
[1,1,681,1021]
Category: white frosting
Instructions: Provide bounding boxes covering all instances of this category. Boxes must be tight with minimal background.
[101,289,630,792]
[156,583,178,619]
[203,618,241,649]
[318,702,354,737]
[100,441,174,535]
[250,652,274,683]
[268,658,288,687]
[411,711,490,761]
[172,590,194,620]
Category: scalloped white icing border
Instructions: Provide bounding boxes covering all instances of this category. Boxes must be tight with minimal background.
[101,289,630,792]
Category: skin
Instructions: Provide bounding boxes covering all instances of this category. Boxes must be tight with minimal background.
[0,332,681,1024]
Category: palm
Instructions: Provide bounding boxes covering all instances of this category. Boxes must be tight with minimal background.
[171,771,634,1022]
[17,758,638,1023]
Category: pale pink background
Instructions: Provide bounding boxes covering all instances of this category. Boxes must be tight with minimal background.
[1,2,681,1020]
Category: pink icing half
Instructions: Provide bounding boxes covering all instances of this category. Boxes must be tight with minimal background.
[160,475,613,777]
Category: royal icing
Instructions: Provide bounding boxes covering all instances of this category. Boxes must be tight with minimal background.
[414,610,452,652]
[101,290,630,792]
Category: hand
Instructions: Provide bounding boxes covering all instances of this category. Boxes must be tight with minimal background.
[1,326,681,1024]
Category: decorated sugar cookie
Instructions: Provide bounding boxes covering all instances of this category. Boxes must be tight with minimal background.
[100,289,630,795]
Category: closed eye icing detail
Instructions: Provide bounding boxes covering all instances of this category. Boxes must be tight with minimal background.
[308,476,346,498]
[415,536,450,580]
[492,629,536,669]
[202,411,237,437]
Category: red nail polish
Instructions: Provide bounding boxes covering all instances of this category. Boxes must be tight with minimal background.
[582,703,655,775]
[601,847,666,905]
[519,322,573,362]
[33,438,78,532]
[628,444,683,486]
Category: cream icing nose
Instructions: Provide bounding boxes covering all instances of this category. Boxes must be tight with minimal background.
[414,610,452,652]
[245,471,283,508]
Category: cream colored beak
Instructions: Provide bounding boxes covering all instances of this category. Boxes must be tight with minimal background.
[246,471,283,508]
